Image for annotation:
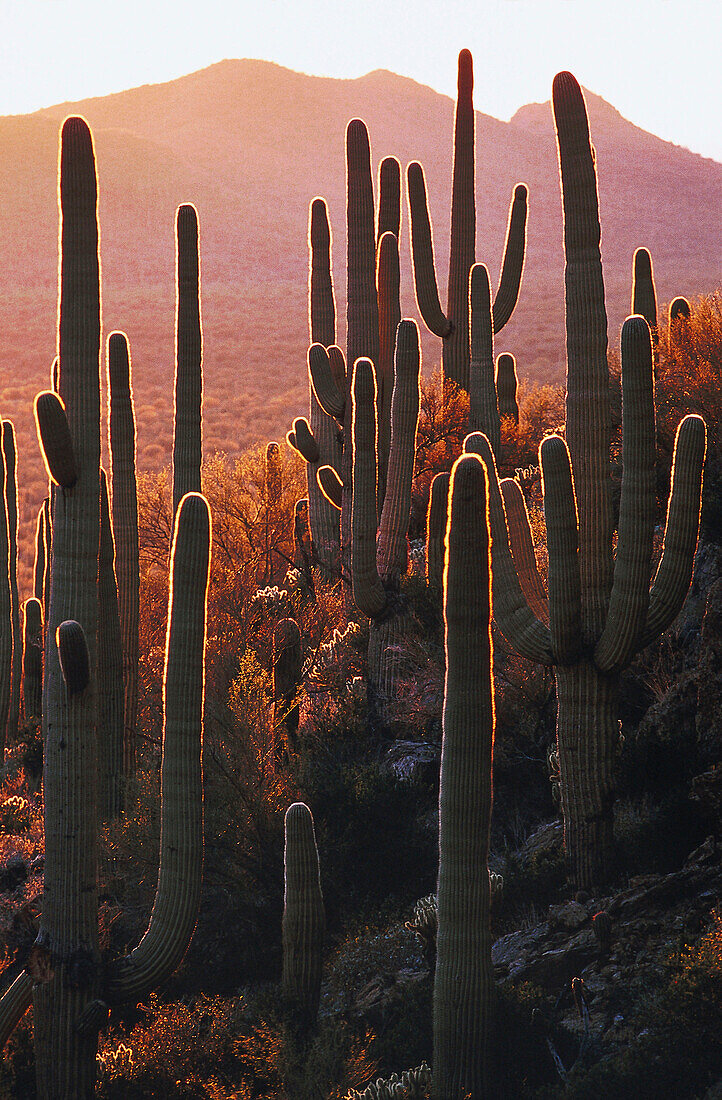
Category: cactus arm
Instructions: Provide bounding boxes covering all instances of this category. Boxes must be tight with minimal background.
[376,321,421,583]
[0,972,33,1048]
[98,471,124,819]
[106,493,210,1004]
[552,71,612,645]
[282,802,325,1023]
[500,478,548,623]
[426,472,450,597]
[469,263,500,455]
[351,358,386,617]
[317,466,343,510]
[107,331,139,777]
[377,156,401,243]
[309,344,345,421]
[34,391,78,488]
[34,504,46,602]
[287,418,320,463]
[434,452,494,1097]
[309,197,336,347]
[669,296,691,323]
[595,316,656,673]
[496,353,520,422]
[637,414,706,650]
[540,435,582,664]
[376,231,401,511]
[631,247,657,346]
[22,598,43,722]
[464,432,553,664]
[492,183,528,334]
[444,48,476,393]
[172,203,203,515]
[346,119,380,373]
[406,161,452,338]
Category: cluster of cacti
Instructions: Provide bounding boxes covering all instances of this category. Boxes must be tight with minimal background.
[405,894,437,969]
[282,801,325,1024]
[407,50,527,403]
[0,116,212,1099]
[346,1063,432,1100]
[288,125,405,589]
[434,451,496,1096]
[350,322,421,714]
[468,72,706,888]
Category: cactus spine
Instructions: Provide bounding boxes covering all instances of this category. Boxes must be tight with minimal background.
[172,203,203,516]
[107,330,140,776]
[434,452,495,1098]
[282,802,325,1023]
[407,50,528,393]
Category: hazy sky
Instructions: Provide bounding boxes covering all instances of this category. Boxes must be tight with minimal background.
[1,0,720,160]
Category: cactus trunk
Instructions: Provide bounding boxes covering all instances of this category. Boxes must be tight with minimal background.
[34,114,102,1100]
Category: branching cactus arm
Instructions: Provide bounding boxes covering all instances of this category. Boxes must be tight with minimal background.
[106,492,211,1004]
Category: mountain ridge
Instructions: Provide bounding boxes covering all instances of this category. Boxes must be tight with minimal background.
[0,58,719,584]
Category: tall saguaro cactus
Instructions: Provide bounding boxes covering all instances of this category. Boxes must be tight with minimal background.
[407,50,528,394]
[434,452,495,1098]
[3,422,20,745]
[467,73,706,889]
[34,113,103,1100]
[306,197,342,573]
[172,203,203,516]
[107,330,140,775]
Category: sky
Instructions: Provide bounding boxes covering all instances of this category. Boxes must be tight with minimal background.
[1,0,720,161]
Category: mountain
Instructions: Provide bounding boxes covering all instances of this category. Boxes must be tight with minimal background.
[0,59,720,580]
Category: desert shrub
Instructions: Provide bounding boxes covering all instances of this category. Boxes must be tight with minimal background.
[547,908,722,1099]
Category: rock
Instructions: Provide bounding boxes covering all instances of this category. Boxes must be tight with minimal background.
[519,820,564,865]
[383,740,440,784]
[0,856,28,892]
[548,901,589,932]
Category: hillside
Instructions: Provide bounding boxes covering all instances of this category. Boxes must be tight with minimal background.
[0,59,720,589]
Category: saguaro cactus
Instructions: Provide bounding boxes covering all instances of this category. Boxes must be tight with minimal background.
[466,74,706,889]
[426,471,451,599]
[34,112,103,1100]
[350,321,421,713]
[0,441,10,759]
[172,203,203,516]
[282,802,325,1023]
[107,330,140,775]
[496,353,519,423]
[407,49,528,393]
[434,452,495,1098]
[3,422,20,745]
